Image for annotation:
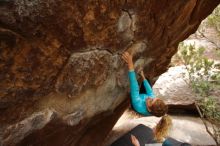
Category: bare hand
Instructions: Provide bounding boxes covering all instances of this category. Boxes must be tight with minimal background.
[131,134,140,146]
[122,52,134,70]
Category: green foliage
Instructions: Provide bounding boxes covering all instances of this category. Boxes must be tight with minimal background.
[178,43,220,124]
[178,43,216,96]
[216,49,220,58]
[207,4,220,33]
[178,5,220,143]
[199,97,220,122]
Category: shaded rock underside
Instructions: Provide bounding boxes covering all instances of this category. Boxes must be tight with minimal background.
[0,0,220,146]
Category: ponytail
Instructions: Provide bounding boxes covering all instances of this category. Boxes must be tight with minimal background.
[154,115,172,142]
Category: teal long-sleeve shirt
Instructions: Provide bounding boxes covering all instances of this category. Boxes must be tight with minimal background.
[128,70,155,116]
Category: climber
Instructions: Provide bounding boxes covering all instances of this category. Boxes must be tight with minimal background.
[122,51,168,117]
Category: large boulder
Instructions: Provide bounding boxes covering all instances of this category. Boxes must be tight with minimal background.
[0,0,219,146]
[153,66,195,105]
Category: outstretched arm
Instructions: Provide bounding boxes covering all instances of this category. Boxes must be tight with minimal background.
[140,71,154,97]
[122,52,140,100]
[128,71,140,99]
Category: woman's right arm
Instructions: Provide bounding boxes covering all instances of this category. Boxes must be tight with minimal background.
[129,70,140,100]
[122,52,140,101]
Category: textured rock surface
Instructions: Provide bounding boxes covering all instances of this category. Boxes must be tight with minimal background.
[153,66,198,114]
[0,0,220,146]
[153,66,195,105]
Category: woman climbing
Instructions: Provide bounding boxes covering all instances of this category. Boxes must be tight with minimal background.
[122,51,168,117]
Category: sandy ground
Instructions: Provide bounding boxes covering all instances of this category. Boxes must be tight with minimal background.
[103,110,216,146]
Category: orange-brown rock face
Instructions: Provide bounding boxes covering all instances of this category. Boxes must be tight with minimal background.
[0,0,219,146]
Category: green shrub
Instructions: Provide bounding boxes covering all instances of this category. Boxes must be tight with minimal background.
[207,4,220,34]
[178,43,216,96]
[199,96,220,122]
[178,43,220,124]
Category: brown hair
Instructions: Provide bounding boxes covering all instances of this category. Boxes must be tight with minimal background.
[150,99,168,117]
[154,115,172,142]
